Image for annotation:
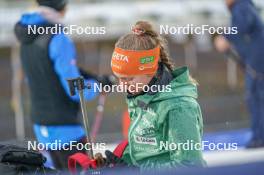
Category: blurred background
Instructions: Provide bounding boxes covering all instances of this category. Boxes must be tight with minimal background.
[0,0,263,144]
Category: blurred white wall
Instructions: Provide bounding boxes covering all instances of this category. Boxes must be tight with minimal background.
[0,0,263,47]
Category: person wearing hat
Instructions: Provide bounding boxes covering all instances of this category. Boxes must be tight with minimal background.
[14,0,112,169]
[76,21,206,173]
[214,0,264,148]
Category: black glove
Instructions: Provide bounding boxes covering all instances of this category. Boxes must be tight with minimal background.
[105,150,127,167]
[89,151,138,175]
[94,150,127,168]
[79,69,116,87]
[79,69,98,80]
[97,75,116,87]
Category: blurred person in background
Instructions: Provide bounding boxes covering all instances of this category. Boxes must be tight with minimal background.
[14,0,112,170]
[214,0,264,148]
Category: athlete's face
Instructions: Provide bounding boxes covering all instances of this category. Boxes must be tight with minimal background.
[115,74,154,94]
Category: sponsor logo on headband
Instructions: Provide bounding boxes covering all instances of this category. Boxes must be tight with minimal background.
[112,52,129,63]
[111,63,122,70]
[140,56,155,64]
[139,65,155,71]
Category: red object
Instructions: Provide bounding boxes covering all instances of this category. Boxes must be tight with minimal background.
[68,153,97,174]
[122,110,130,139]
[68,140,128,174]
[113,139,128,158]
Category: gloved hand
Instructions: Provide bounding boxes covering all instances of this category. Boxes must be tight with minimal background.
[97,75,116,87]
[68,153,97,174]
[79,69,116,87]
[68,140,129,174]
[105,150,127,167]
[94,152,106,168]
[94,150,127,169]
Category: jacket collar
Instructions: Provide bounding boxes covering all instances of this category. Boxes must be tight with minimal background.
[127,63,173,106]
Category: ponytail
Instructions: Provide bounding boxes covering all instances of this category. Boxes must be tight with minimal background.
[116,21,175,72]
[133,21,175,72]
[115,21,198,85]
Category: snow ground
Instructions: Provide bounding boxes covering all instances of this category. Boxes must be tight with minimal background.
[94,144,264,167]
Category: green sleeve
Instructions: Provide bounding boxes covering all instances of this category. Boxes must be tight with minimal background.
[121,145,133,166]
[141,102,206,171]
[167,104,206,167]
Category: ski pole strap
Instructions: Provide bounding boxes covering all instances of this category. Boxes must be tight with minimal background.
[68,153,97,174]
[113,139,128,158]
[68,140,128,174]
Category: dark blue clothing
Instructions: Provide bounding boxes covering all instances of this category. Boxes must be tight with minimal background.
[225,0,264,74]
[225,0,264,144]
[245,73,264,142]
[19,13,98,102]
[18,12,98,145]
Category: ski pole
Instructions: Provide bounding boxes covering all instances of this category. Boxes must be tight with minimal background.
[90,75,117,142]
[91,93,106,142]
[67,77,94,159]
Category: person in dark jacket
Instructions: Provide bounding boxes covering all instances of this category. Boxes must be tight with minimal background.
[215,0,264,148]
[14,0,111,169]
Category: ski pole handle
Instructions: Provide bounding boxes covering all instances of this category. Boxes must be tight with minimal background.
[78,89,94,159]
[67,78,77,96]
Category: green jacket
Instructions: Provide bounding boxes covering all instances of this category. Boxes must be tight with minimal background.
[121,66,206,171]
